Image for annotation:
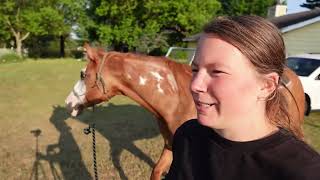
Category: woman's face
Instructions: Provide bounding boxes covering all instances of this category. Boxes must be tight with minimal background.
[190,34,264,130]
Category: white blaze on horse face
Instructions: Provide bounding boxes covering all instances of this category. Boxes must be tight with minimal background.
[74,80,86,97]
[65,80,87,116]
[139,76,147,85]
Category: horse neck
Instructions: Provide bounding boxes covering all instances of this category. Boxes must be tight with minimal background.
[109,54,167,118]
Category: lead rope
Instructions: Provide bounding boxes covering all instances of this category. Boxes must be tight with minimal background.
[84,124,99,180]
[96,54,108,94]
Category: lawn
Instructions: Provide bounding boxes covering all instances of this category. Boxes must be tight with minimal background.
[0,59,319,180]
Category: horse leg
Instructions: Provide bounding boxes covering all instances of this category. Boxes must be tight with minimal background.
[150,119,174,180]
[151,146,173,180]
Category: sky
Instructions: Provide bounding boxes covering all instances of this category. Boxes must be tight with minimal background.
[287,0,309,14]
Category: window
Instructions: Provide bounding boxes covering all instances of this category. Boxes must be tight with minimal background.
[287,57,320,77]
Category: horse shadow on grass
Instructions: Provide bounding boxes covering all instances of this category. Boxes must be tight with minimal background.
[35,105,92,180]
[39,103,159,180]
[74,102,160,180]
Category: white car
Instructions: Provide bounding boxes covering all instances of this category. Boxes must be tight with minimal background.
[287,54,320,114]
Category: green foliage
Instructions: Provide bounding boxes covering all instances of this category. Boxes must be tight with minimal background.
[0,0,87,57]
[85,0,221,53]
[218,0,275,17]
[25,34,82,58]
[0,19,10,43]
[0,49,23,64]
[166,48,195,64]
[301,0,320,9]
[0,0,283,57]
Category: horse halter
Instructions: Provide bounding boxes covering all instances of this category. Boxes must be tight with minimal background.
[95,54,108,94]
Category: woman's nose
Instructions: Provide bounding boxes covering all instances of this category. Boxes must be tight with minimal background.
[190,72,207,93]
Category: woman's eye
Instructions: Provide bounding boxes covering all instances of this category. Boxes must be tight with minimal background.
[191,68,199,73]
[210,70,225,76]
[212,70,223,73]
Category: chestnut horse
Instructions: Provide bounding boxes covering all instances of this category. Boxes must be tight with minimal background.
[65,44,305,180]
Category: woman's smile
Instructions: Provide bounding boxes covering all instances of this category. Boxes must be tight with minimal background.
[194,100,217,113]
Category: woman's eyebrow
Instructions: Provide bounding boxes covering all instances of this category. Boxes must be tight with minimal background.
[206,62,229,69]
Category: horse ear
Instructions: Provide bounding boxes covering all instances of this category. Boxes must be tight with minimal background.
[83,43,98,63]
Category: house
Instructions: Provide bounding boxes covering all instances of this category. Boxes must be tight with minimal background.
[183,8,320,56]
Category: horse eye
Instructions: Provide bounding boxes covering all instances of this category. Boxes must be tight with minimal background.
[80,71,86,80]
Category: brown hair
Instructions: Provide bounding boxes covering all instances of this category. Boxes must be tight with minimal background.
[202,15,303,139]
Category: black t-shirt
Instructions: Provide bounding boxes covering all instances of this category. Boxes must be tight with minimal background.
[165,119,320,180]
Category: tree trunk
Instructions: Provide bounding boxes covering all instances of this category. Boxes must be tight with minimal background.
[16,40,22,57]
[15,33,22,57]
[60,35,65,58]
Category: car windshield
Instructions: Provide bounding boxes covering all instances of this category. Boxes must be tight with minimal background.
[287,57,320,77]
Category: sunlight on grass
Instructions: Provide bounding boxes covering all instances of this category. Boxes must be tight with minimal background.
[0,59,162,180]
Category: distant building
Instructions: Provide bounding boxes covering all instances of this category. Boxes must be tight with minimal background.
[183,8,320,56]
[267,4,287,18]
[271,8,320,55]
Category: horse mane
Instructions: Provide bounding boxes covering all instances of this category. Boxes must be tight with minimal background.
[95,50,192,77]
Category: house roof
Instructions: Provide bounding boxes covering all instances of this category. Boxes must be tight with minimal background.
[269,8,320,31]
[183,8,320,42]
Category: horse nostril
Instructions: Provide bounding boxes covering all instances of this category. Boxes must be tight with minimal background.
[65,102,74,113]
[80,71,86,80]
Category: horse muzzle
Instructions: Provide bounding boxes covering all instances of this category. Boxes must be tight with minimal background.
[66,103,84,117]
[65,91,86,117]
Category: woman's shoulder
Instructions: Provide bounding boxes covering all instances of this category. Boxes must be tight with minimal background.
[177,119,200,131]
[262,129,320,160]
[173,119,211,139]
[278,131,320,160]
[286,136,320,169]
[285,147,320,180]
[259,130,320,178]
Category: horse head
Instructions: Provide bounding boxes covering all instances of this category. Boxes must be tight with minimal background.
[65,44,120,116]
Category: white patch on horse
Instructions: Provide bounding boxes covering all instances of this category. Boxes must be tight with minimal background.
[139,76,147,85]
[167,74,178,92]
[157,83,164,93]
[150,72,164,82]
[74,80,86,97]
[65,80,87,116]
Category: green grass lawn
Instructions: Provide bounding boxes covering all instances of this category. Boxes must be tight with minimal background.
[0,59,163,180]
[0,59,319,180]
[303,111,320,150]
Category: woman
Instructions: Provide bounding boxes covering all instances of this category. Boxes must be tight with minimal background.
[165,16,320,180]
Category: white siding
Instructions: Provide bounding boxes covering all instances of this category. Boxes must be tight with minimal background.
[283,21,320,56]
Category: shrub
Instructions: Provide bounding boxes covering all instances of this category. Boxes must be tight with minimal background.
[70,49,84,59]
[0,49,24,64]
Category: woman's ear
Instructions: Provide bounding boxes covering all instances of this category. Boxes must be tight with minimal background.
[258,72,280,100]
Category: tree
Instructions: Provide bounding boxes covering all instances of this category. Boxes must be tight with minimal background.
[50,0,87,57]
[0,19,11,47]
[218,0,276,17]
[84,0,221,53]
[0,0,64,56]
[301,0,320,9]
[0,0,86,57]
